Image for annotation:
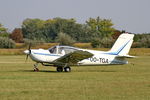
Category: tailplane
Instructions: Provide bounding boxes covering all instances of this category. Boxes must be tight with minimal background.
[108,33,134,56]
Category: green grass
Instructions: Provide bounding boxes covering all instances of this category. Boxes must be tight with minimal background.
[0,55,150,100]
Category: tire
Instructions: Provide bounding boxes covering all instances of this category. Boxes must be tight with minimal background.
[34,68,39,72]
[57,67,63,72]
[64,67,71,72]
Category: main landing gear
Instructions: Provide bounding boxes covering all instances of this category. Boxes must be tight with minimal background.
[56,63,71,72]
[33,63,71,72]
[56,66,71,72]
[64,67,71,72]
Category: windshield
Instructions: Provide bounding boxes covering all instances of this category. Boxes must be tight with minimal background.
[49,46,57,54]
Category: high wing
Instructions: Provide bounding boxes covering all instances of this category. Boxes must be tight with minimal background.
[53,50,93,65]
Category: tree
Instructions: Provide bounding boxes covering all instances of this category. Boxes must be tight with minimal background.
[0,23,9,37]
[21,17,117,43]
[0,23,7,34]
[56,32,75,46]
[91,38,101,48]
[91,37,115,48]
[10,28,23,43]
[86,16,115,37]
[44,17,84,42]
[22,18,45,40]
[112,30,122,39]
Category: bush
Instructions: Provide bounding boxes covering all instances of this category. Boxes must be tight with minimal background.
[0,33,9,37]
[91,37,115,48]
[91,38,101,48]
[132,42,142,48]
[139,36,150,48]
[73,43,92,48]
[56,32,75,46]
[132,34,150,48]
[0,37,16,48]
[23,38,45,47]
[100,37,115,48]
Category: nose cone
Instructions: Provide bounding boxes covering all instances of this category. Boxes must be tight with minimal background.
[24,50,29,54]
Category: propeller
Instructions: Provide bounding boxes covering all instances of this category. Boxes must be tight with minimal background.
[25,43,32,62]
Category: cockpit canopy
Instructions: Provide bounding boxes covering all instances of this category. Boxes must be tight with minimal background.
[49,45,80,55]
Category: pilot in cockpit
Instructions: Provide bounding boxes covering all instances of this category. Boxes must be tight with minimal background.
[61,49,65,55]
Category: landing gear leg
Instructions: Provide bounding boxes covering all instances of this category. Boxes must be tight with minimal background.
[34,63,39,72]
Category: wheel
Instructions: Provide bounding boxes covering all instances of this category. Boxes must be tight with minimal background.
[64,67,71,72]
[57,67,63,72]
[34,68,39,72]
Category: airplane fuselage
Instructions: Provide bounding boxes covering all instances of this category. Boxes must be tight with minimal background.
[26,48,127,66]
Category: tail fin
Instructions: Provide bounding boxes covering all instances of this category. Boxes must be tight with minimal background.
[108,33,134,56]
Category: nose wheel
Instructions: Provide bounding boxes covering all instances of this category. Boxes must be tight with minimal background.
[34,63,39,72]
[34,68,39,72]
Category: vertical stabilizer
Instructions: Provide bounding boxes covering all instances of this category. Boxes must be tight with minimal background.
[108,33,134,56]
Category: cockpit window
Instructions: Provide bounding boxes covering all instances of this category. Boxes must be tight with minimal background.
[58,47,78,54]
[49,46,79,54]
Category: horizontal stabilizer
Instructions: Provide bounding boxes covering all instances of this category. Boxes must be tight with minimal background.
[116,55,135,58]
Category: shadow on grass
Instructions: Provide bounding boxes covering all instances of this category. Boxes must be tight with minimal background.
[19,70,58,73]
[73,69,117,73]
[19,69,117,73]
[100,70,117,72]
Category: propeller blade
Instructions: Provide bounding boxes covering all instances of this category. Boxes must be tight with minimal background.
[29,49,31,55]
[25,54,29,62]
[28,43,31,55]
[25,43,32,62]
[28,43,31,50]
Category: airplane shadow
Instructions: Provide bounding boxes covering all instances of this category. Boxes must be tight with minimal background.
[20,70,58,73]
[75,70,117,73]
[99,70,117,72]
[19,69,117,73]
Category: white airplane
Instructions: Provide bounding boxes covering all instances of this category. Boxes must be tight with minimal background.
[24,33,135,72]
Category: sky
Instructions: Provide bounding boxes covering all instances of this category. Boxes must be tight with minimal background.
[0,0,150,33]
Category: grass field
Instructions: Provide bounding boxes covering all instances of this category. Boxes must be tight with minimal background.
[0,55,150,100]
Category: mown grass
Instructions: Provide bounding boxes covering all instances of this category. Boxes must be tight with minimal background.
[0,55,150,100]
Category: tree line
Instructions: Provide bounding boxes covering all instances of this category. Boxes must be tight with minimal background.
[0,17,150,48]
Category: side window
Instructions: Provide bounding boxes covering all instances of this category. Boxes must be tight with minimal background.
[57,47,78,54]
[58,47,65,54]
[64,48,77,54]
